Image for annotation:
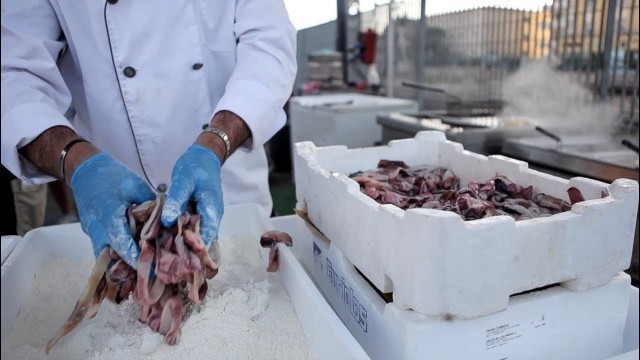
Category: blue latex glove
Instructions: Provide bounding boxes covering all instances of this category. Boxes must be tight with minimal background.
[71,153,156,268]
[161,144,224,246]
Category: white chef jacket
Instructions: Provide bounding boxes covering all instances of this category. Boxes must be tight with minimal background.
[1,0,297,216]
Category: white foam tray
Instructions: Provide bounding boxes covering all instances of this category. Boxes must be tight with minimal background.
[291,214,637,360]
[294,131,639,319]
[0,204,369,360]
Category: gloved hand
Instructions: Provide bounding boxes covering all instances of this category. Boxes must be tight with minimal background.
[161,144,224,246]
[71,153,156,268]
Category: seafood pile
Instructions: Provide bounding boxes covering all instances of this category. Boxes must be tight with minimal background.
[45,195,218,353]
[350,159,587,220]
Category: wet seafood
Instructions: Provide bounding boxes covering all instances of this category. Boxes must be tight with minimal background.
[350,160,587,221]
[260,231,293,272]
[46,196,218,354]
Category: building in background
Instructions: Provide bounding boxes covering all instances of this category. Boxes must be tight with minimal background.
[428,7,551,61]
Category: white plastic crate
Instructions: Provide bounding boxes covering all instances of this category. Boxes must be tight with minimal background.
[0,204,369,360]
[289,93,417,150]
[294,131,639,319]
[292,216,634,360]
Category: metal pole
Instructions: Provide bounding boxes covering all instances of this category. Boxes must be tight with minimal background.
[516,9,521,57]
[336,0,349,85]
[387,0,395,97]
[555,0,563,57]
[587,0,598,84]
[482,8,488,97]
[631,58,639,118]
[481,8,487,100]
[600,0,618,98]
[549,0,556,56]
[416,0,426,109]
[541,5,548,58]
[571,0,580,69]
[562,0,571,61]
[620,0,637,113]
[579,0,588,69]
[516,9,520,56]
[500,8,507,58]
[612,0,625,110]
[524,9,529,57]
[595,0,608,98]
[507,9,513,57]
[500,8,507,101]
[494,7,501,99]
[532,9,539,58]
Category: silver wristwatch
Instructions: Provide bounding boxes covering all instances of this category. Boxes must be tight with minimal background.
[201,126,231,162]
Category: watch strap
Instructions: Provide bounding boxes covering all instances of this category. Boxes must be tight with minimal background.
[201,126,231,162]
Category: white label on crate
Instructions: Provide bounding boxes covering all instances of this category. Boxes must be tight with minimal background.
[485,323,522,350]
[485,314,548,351]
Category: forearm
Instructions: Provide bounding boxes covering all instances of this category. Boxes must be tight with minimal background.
[195,110,251,163]
[19,126,100,184]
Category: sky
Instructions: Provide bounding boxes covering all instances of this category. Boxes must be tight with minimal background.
[283,0,553,30]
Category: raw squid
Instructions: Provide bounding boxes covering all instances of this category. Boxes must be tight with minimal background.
[350,160,588,221]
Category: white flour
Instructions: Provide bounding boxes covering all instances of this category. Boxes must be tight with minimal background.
[1,235,315,360]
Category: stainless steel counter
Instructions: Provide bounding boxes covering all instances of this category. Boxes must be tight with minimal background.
[503,132,639,183]
[377,112,538,155]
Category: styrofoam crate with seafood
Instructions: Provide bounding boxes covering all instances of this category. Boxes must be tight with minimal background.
[293,131,639,319]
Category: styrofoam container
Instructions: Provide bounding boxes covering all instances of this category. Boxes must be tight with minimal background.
[292,215,635,360]
[289,93,417,150]
[1,235,20,265]
[0,204,369,360]
[294,131,639,319]
[607,287,640,360]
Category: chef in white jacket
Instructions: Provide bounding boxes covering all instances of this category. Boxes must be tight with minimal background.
[1,0,297,267]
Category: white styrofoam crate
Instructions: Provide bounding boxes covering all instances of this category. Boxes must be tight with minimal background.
[294,131,639,319]
[289,93,417,150]
[1,235,20,265]
[292,216,634,360]
[607,287,640,360]
[0,204,369,360]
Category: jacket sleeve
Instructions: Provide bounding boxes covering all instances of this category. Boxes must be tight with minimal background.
[1,0,74,184]
[212,0,297,150]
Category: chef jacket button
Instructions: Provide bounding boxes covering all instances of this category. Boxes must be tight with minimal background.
[123,66,136,78]
[192,62,204,70]
[107,0,118,4]
[202,123,209,130]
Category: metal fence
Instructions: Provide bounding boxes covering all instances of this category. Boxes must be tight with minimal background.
[549,0,638,125]
[343,0,638,123]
